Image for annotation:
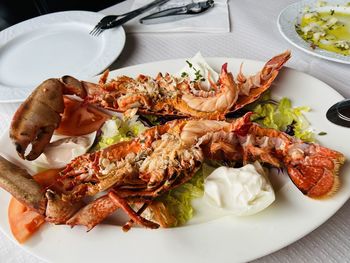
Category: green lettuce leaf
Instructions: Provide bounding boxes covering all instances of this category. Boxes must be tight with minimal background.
[155,163,215,227]
[96,116,146,150]
[156,169,204,227]
[249,94,315,142]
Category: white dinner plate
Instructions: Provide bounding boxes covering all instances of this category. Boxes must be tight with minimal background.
[0,57,349,263]
[0,11,126,103]
[278,0,350,64]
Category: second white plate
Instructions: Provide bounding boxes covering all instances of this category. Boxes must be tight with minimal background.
[278,0,350,64]
[0,11,126,103]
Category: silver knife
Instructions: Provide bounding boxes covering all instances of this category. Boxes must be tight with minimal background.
[140,0,214,25]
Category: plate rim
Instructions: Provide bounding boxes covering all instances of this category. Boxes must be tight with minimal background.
[0,56,349,263]
[0,10,126,103]
[277,0,350,64]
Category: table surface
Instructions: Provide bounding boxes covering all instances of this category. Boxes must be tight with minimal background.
[1,0,350,262]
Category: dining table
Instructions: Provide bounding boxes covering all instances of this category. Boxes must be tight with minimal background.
[0,0,350,262]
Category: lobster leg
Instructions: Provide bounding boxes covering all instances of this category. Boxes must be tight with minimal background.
[66,195,119,231]
[109,191,159,229]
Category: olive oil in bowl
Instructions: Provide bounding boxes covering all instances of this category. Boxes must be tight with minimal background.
[296,7,350,56]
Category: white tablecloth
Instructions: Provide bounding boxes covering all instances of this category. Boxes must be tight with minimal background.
[1,0,350,262]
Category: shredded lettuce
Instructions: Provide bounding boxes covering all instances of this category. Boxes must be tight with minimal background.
[249,93,315,142]
[151,163,215,227]
[156,170,203,227]
[152,163,215,227]
[96,115,146,150]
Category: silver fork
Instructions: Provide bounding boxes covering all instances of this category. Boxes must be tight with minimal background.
[90,14,128,36]
[90,0,170,36]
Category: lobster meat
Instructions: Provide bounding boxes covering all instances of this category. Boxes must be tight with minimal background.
[0,113,345,232]
[10,51,291,161]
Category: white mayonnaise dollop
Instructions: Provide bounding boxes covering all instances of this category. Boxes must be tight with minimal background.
[32,132,96,169]
[177,52,219,90]
[203,163,275,216]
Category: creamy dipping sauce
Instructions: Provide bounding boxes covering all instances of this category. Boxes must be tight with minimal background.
[32,132,96,169]
[202,163,275,216]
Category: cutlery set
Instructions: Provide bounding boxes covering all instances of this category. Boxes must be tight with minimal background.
[90,0,170,36]
[140,0,214,25]
[90,0,214,36]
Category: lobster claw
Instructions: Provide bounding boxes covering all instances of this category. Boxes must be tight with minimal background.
[9,76,92,161]
[10,79,65,160]
[0,156,84,223]
[0,156,47,214]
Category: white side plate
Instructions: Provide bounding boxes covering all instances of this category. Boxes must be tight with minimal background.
[0,11,126,102]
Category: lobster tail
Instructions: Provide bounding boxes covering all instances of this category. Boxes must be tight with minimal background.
[286,144,345,198]
[243,123,345,199]
[234,50,291,111]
